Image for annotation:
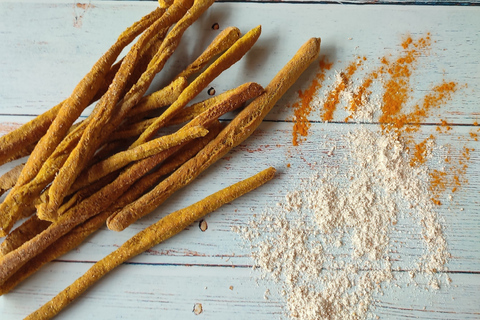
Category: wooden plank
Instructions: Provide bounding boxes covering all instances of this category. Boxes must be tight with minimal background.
[1,262,478,319]
[0,2,479,124]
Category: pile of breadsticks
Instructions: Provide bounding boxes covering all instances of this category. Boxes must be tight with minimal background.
[0,0,320,318]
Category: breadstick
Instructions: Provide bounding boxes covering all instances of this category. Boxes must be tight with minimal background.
[130,25,262,148]
[176,26,241,79]
[0,164,24,197]
[0,6,169,237]
[42,0,209,219]
[16,7,166,188]
[108,38,321,231]
[25,167,275,320]
[73,82,262,192]
[65,126,209,196]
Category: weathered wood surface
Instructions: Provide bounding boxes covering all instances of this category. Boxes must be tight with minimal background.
[0,1,479,319]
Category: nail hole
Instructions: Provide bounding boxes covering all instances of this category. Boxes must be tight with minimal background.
[212,22,219,30]
[199,219,208,232]
[193,303,203,315]
[207,87,216,96]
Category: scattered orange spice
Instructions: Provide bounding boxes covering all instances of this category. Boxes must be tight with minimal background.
[321,57,364,122]
[469,132,478,141]
[379,35,432,129]
[409,135,434,167]
[290,57,333,146]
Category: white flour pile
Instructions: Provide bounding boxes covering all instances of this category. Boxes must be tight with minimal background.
[233,124,450,319]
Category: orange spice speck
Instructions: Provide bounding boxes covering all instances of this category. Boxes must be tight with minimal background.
[322,57,364,122]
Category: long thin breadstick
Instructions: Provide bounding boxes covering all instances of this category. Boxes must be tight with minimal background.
[0,22,165,169]
[122,26,240,126]
[42,0,209,219]
[0,210,111,296]
[130,25,262,148]
[25,167,276,320]
[176,26,241,79]
[15,7,167,188]
[108,37,321,231]
[0,6,170,237]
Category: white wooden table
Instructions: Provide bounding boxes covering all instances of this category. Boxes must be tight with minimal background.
[0,1,479,319]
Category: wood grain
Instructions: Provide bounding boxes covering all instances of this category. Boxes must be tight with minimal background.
[0,1,479,319]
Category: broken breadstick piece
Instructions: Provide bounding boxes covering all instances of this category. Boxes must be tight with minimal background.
[108,37,321,231]
[25,167,275,320]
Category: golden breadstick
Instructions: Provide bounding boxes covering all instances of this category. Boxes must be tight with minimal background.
[0,215,51,257]
[176,26,241,79]
[66,126,209,196]
[130,24,262,148]
[108,37,321,231]
[42,0,207,219]
[25,167,275,320]
[0,164,24,197]
[0,7,169,237]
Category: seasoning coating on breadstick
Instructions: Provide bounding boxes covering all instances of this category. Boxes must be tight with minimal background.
[108,37,321,231]
[25,167,275,320]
